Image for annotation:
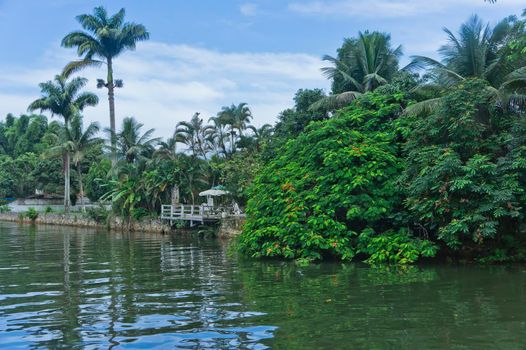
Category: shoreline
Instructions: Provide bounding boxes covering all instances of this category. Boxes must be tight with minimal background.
[0,212,244,237]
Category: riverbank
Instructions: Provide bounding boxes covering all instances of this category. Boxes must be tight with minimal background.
[0,212,245,237]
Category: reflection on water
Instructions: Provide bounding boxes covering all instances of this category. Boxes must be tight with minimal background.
[0,222,525,349]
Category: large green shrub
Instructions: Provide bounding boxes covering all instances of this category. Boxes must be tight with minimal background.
[402,79,526,259]
[239,93,435,262]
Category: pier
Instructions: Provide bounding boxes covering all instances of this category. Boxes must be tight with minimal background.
[161,204,222,226]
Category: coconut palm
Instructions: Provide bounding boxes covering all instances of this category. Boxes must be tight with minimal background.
[62,115,103,211]
[61,6,149,164]
[155,134,179,161]
[217,103,253,154]
[239,124,273,153]
[206,116,230,157]
[311,31,402,111]
[112,117,160,164]
[407,15,526,114]
[28,75,98,126]
[28,75,98,212]
[176,113,210,159]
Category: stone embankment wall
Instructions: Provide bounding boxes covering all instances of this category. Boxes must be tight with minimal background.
[217,217,245,238]
[0,212,171,234]
[0,212,246,237]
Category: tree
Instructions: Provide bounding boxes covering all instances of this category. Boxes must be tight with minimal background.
[239,92,436,263]
[28,76,98,127]
[238,124,273,153]
[63,115,103,211]
[28,75,98,211]
[154,135,182,206]
[113,117,160,164]
[217,103,253,154]
[61,6,150,165]
[176,113,210,159]
[402,79,526,259]
[311,32,402,111]
[273,89,327,140]
[206,115,229,157]
[407,15,526,114]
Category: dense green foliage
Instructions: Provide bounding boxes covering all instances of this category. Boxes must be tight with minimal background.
[0,115,64,198]
[239,92,437,262]
[403,79,526,260]
[2,5,525,265]
[239,9,526,263]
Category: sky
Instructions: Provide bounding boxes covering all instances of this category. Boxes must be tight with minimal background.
[0,0,524,138]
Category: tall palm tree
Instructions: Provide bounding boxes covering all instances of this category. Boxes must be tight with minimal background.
[28,75,98,212]
[176,113,210,159]
[63,115,103,211]
[112,117,160,163]
[311,31,402,111]
[28,75,98,126]
[407,15,526,114]
[61,6,149,164]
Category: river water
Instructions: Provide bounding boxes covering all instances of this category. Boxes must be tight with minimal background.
[0,222,525,349]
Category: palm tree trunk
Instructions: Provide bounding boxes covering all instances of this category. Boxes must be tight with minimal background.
[171,185,180,206]
[64,152,71,213]
[107,57,117,166]
[230,131,235,155]
[77,166,85,212]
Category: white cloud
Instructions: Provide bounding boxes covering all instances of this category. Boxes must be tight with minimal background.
[240,3,258,16]
[288,0,526,18]
[0,42,328,138]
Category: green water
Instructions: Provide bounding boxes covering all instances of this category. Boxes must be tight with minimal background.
[0,222,525,349]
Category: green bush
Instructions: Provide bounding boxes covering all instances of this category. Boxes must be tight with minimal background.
[238,92,415,262]
[44,206,53,214]
[85,205,109,224]
[0,205,11,213]
[131,207,150,221]
[358,228,438,264]
[26,208,39,222]
[402,79,526,258]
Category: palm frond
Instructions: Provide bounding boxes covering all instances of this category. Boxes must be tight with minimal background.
[404,98,443,116]
[62,59,104,77]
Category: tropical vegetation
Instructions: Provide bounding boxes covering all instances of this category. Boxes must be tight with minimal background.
[1,5,525,264]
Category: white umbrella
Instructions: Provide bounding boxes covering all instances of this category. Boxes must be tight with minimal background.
[199,189,229,197]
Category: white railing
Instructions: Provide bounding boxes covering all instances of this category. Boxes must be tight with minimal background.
[161,204,219,220]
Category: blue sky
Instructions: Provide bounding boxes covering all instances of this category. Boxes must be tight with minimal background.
[0,0,524,137]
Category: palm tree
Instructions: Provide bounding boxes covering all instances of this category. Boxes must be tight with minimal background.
[176,113,210,159]
[155,134,179,161]
[112,117,160,163]
[178,155,208,205]
[154,133,182,206]
[311,31,402,111]
[407,15,526,114]
[239,124,273,153]
[218,103,253,154]
[28,75,98,126]
[61,6,149,164]
[63,115,103,211]
[28,75,98,212]
[206,115,229,157]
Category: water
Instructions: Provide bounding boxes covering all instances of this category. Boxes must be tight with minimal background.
[0,222,525,349]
